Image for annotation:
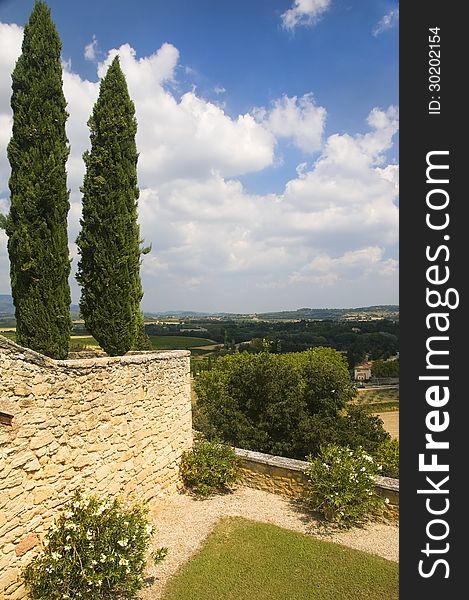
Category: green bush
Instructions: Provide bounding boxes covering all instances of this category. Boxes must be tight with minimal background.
[305,445,387,528]
[374,438,399,478]
[22,490,167,599]
[179,438,241,497]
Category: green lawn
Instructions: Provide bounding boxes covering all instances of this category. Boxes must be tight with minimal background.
[160,517,398,600]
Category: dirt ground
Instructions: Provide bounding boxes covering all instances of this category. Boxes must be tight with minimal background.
[374,411,399,440]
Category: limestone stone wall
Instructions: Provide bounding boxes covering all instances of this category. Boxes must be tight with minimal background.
[0,336,192,599]
[234,447,399,516]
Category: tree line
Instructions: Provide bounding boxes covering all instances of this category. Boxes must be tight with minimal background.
[1,1,147,358]
[148,317,399,367]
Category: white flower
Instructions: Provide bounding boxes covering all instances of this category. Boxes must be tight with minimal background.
[146,524,153,535]
[43,538,49,547]
[119,558,129,566]
[385,497,390,504]
[117,538,128,547]
[86,530,93,540]
[51,551,62,560]
[73,501,81,508]
[100,553,107,562]
[64,545,71,551]
[65,523,77,530]
[64,511,74,519]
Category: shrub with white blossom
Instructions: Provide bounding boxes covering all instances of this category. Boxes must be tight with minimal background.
[22,489,167,599]
[305,444,388,528]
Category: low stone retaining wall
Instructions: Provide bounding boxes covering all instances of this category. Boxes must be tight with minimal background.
[234,447,399,514]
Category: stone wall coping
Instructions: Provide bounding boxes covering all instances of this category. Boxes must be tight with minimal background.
[0,334,189,368]
[234,446,399,491]
[234,447,310,472]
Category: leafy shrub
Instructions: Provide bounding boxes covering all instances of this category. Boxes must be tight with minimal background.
[179,438,241,497]
[305,445,387,528]
[22,489,167,599]
[374,438,399,478]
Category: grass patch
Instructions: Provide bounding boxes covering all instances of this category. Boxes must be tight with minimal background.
[148,335,217,350]
[161,517,398,600]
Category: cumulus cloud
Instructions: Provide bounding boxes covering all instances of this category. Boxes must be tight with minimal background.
[372,8,399,37]
[281,0,331,32]
[255,94,326,154]
[0,22,398,311]
[290,247,398,285]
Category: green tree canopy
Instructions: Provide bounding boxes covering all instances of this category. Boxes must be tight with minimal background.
[371,358,399,378]
[194,348,388,460]
[76,56,144,356]
[5,0,71,359]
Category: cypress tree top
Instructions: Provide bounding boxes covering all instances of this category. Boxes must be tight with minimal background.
[6,0,72,359]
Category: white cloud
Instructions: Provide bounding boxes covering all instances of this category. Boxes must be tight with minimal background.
[256,94,326,154]
[0,22,398,311]
[281,0,331,32]
[84,35,98,61]
[373,8,399,37]
[290,247,398,284]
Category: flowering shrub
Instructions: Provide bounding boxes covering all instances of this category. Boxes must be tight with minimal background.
[22,490,167,599]
[179,437,241,497]
[374,438,399,479]
[305,445,387,528]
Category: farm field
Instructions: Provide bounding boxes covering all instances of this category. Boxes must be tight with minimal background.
[353,386,399,440]
[374,411,399,440]
[148,335,218,350]
[1,331,217,352]
[355,387,399,412]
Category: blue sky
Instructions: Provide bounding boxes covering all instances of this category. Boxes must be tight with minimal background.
[0,0,399,313]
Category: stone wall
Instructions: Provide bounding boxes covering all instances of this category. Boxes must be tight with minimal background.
[234,447,399,516]
[0,336,192,599]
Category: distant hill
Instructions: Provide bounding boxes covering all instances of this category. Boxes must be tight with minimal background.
[0,294,14,316]
[257,305,399,321]
[0,295,80,319]
[0,295,398,322]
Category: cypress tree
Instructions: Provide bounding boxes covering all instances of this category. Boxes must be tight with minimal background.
[6,0,72,359]
[76,57,144,356]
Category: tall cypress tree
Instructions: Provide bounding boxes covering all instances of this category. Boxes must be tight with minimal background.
[6,0,71,359]
[76,56,143,356]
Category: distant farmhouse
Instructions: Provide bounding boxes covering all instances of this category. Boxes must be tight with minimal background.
[354,361,372,381]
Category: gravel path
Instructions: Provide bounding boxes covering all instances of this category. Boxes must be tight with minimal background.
[139,486,399,599]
